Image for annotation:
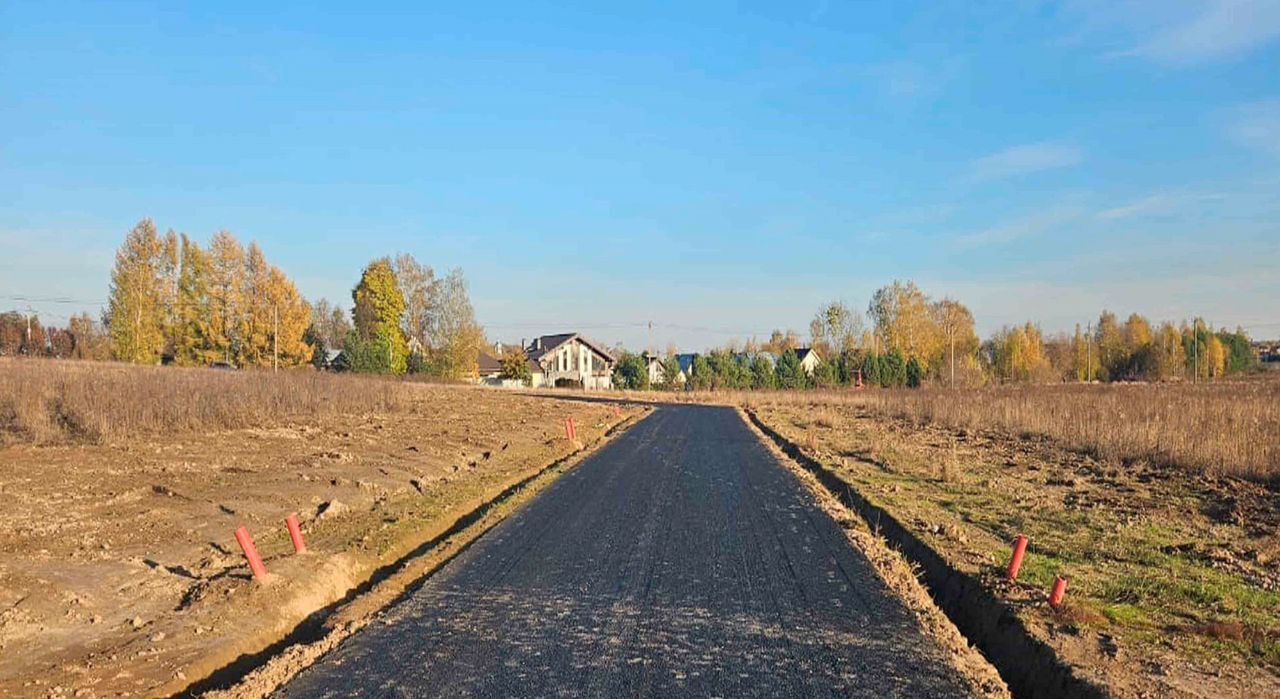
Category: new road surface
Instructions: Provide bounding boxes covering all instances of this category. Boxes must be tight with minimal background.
[278,405,980,697]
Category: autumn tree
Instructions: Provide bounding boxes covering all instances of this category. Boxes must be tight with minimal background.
[106,218,167,363]
[1153,322,1186,380]
[424,268,483,379]
[392,253,437,354]
[0,312,23,355]
[68,312,109,360]
[931,298,978,387]
[868,280,941,366]
[348,258,408,374]
[1095,311,1124,381]
[206,231,246,365]
[264,266,312,367]
[237,243,275,367]
[763,329,800,354]
[1071,324,1099,382]
[499,346,533,386]
[1205,333,1227,378]
[171,235,212,365]
[157,229,180,355]
[47,326,74,357]
[1218,329,1255,374]
[809,301,863,357]
[989,323,1051,382]
[21,315,47,355]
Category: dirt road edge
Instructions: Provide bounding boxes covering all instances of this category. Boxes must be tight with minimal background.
[178,410,650,699]
[743,408,1107,699]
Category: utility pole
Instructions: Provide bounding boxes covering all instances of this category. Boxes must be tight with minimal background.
[1192,317,1199,384]
[273,304,279,372]
[1086,322,1092,383]
[949,329,956,389]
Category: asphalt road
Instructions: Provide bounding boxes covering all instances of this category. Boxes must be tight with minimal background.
[277,405,978,698]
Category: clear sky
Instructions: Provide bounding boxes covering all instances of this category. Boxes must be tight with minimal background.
[3,1,1278,350]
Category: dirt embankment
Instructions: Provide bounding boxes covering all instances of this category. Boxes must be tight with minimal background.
[0,384,639,698]
[751,402,1280,698]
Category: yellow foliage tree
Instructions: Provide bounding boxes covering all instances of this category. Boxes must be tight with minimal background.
[206,231,246,365]
[106,219,167,363]
[867,280,942,365]
[932,298,978,387]
[991,322,1050,382]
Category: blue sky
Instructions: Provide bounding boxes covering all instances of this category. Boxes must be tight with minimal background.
[3,1,1278,350]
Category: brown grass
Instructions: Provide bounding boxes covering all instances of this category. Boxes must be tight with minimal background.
[617,378,1280,482]
[855,382,1280,482]
[0,358,422,444]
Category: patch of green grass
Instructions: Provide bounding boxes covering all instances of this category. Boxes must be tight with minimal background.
[1102,603,1148,626]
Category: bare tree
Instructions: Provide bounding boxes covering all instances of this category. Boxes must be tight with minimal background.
[932,298,976,388]
[392,253,438,351]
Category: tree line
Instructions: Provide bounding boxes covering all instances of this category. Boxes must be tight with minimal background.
[611,279,1259,391]
[5,228,1259,388]
[1,219,484,379]
[312,255,484,378]
[99,219,311,367]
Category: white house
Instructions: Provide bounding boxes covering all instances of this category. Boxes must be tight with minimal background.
[642,352,683,386]
[526,333,616,389]
[795,347,822,375]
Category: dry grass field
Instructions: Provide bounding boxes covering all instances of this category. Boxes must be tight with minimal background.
[0,359,640,697]
[0,359,414,445]
[626,376,1280,482]
[744,382,1280,698]
[817,380,1280,482]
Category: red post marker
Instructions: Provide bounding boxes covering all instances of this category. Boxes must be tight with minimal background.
[1049,576,1068,608]
[285,514,307,554]
[613,405,621,417]
[1006,534,1029,581]
[234,526,268,580]
[564,417,573,441]
[569,417,578,441]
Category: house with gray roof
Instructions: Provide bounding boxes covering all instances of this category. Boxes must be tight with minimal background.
[525,333,616,389]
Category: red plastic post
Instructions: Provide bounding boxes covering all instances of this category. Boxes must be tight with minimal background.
[1049,576,1068,608]
[564,417,573,441]
[569,417,578,441]
[1006,534,1029,581]
[234,526,268,580]
[285,514,307,554]
[613,405,621,417]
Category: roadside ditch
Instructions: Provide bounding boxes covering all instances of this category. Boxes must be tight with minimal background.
[744,408,1108,699]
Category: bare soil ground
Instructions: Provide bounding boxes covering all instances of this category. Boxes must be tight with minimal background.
[753,401,1280,698]
[0,383,637,698]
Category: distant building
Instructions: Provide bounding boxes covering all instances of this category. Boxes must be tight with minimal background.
[675,353,697,383]
[794,347,822,375]
[476,343,544,388]
[641,352,678,386]
[525,333,616,389]
[317,349,343,371]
